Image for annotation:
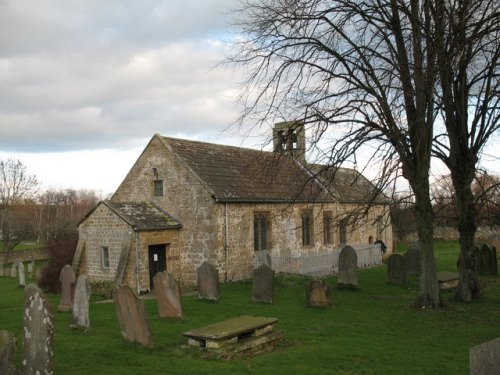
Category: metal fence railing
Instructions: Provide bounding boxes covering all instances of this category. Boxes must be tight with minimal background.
[253,243,382,276]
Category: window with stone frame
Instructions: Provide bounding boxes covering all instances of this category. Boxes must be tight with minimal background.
[101,246,110,269]
[302,210,314,246]
[153,179,164,197]
[339,218,348,245]
[254,212,271,251]
[323,211,333,245]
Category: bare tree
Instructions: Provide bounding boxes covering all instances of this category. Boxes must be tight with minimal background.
[230,0,442,307]
[0,159,38,262]
[432,0,500,301]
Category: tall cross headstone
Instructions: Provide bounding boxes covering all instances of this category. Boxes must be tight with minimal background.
[387,254,406,285]
[197,261,219,301]
[113,285,154,347]
[18,262,26,288]
[153,271,183,319]
[22,284,54,375]
[58,265,76,312]
[337,245,358,289]
[71,275,91,330]
[252,264,275,303]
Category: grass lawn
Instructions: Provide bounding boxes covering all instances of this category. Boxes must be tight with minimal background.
[1,240,499,374]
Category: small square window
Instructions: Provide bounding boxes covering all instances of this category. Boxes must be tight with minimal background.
[153,180,163,197]
[101,246,110,269]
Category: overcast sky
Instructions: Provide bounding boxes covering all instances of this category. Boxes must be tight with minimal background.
[0,0,257,196]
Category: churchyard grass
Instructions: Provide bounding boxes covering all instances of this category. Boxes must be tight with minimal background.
[0,240,498,374]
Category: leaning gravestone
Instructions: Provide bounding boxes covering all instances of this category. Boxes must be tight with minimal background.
[252,264,275,303]
[404,242,420,275]
[18,262,26,288]
[387,253,406,285]
[23,284,54,375]
[10,264,16,278]
[58,264,76,312]
[113,285,154,347]
[470,337,500,375]
[197,261,219,301]
[71,275,91,330]
[153,271,183,319]
[337,245,358,289]
[477,244,498,275]
[0,330,16,375]
[306,278,332,308]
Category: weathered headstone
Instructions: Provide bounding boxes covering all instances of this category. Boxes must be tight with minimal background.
[71,275,91,330]
[113,285,154,347]
[337,245,358,289]
[404,242,420,275]
[252,264,275,303]
[28,261,34,277]
[58,264,76,312]
[477,244,498,275]
[387,253,406,285]
[0,330,16,375]
[306,278,332,308]
[153,271,183,319]
[18,262,26,288]
[470,337,500,375]
[10,264,16,278]
[197,261,219,301]
[255,250,272,268]
[22,284,54,375]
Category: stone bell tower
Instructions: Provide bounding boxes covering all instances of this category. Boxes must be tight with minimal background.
[272,121,306,163]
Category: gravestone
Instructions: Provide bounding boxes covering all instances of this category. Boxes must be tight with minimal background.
[0,263,4,277]
[0,330,16,375]
[306,279,332,308]
[113,285,154,347]
[71,275,91,330]
[477,244,498,275]
[387,254,406,285]
[197,261,219,301]
[252,264,275,303]
[470,337,500,375]
[404,242,420,275]
[10,264,16,278]
[23,284,54,375]
[255,250,272,268]
[153,271,183,319]
[58,264,76,312]
[337,245,358,289]
[18,262,26,288]
[28,261,34,278]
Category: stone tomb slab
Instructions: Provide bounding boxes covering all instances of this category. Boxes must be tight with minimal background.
[183,315,282,357]
[437,271,459,290]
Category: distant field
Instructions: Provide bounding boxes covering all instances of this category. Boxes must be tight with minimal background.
[0,240,499,374]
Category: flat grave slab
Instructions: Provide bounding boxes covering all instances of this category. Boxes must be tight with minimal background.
[437,271,459,290]
[183,315,282,358]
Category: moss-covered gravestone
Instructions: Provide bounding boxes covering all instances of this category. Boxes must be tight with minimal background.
[252,264,275,303]
[306,279,332,308]
[0,330,16,375]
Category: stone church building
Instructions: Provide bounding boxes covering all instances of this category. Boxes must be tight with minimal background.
[73,123,392,292]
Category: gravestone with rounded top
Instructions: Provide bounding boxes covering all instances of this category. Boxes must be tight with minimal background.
[470,337,500,375]
[71,274,91,330]
[404,242,420,275]
[197,261,219,301]
[22,284,53,375]
[306,279,332,308]
[18,262,25,288]
[337,245,358,289]
[153,271,183,319]
[0,330,16,375]
[58,265,76,312]
[113,285,154,347]
[252,264,275,303]
[477,244,498,275]
[387,253,406,285]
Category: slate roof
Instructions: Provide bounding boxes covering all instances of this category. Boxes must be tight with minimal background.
[308,165,387,204]
[162,136,333,203]
[84,201,181,231]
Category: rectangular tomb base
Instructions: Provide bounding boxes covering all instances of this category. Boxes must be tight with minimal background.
[182,315,283,359]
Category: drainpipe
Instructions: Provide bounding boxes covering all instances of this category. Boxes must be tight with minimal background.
[134,229,140,294]
[224,203,229,282]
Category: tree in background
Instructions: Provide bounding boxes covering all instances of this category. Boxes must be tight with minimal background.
[230,0,441,307]
[0,158,38,262]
